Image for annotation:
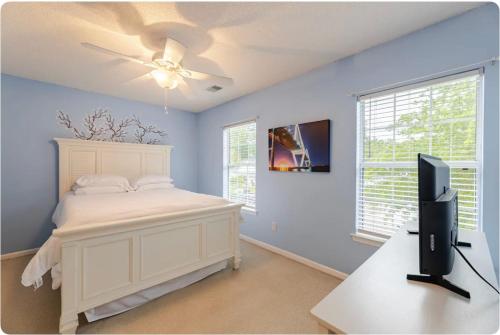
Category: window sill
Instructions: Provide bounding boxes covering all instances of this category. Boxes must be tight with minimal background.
[351,232,387,247]
[241,207,258,215]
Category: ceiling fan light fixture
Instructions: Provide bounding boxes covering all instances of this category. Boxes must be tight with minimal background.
[151,69,179,89]
[81,38,234,100]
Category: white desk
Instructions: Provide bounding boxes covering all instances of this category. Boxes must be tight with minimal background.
[311,228,499,333]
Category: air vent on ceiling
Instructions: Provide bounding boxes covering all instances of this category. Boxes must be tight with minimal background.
[206,85,223,92]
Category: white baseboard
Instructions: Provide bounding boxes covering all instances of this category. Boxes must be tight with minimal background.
[240,234,348,280]
[1,247,39,260]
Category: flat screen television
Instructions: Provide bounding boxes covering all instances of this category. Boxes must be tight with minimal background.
[407,154,470,298]
[418,153,457,275]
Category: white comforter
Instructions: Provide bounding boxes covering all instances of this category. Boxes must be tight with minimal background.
[21,188,230,289]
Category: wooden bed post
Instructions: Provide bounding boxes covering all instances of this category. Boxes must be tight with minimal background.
[232,213,243,270]
[59,244,79,334]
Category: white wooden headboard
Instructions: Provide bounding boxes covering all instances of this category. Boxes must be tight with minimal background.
[55,138,173,199]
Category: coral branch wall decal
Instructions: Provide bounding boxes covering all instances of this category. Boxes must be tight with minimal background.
[56,109,167,144]
[132,115,167,144]
[105,114,134,142]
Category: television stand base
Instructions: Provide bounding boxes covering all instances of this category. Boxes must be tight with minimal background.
[406,274,470,299]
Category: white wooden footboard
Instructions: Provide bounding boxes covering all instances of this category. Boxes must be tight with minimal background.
[54,204,243,334]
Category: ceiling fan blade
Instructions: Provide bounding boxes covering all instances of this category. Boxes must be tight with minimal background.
[183,69,234,87]
[81,42,157,69]
[177,77,196,99]
[123,73,152,86]
[163,38,186,65]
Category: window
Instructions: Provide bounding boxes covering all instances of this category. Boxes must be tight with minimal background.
[356,70,482,238]
[223,120,257,210]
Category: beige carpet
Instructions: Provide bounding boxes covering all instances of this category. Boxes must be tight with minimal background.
[1,240,341,334]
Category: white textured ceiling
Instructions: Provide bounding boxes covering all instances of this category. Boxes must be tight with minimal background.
[2,2,481,112]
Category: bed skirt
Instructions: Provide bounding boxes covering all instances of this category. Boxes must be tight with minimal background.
[84,260,228,322]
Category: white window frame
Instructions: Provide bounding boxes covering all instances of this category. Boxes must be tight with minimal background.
[223,119,257,214]
[354,69,484,245]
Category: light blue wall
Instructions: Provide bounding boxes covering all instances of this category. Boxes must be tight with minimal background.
[196,4,499,275]
[1,75,198,253]
[1,4,498,277]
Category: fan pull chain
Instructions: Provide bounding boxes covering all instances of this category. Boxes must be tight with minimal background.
[164,89,169,115]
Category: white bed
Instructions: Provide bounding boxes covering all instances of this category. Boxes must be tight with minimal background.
[23,138,243,333]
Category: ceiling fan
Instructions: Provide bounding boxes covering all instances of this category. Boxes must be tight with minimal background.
[81,38,234,94]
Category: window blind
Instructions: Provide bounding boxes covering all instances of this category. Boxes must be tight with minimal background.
[223,121,257,209]
[357,71,482,237]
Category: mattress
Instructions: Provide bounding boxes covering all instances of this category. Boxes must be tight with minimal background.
[53,187,230,229]
[21,188,230,290]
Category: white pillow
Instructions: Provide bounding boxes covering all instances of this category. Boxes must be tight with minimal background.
[75,175,132,190]
[135,182,174,191]
[74,186,128,195]
[131,175,173,189]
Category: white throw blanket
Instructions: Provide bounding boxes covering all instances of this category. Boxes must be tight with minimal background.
[21,188,230,289]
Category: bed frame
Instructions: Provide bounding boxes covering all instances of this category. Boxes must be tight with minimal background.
[53,138,243,334]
